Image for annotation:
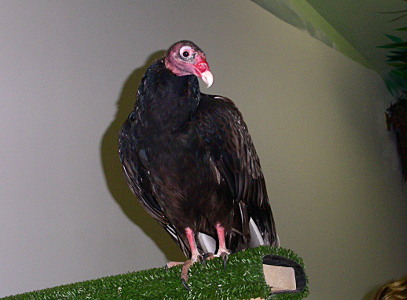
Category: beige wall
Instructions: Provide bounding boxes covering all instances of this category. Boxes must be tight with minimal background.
[0,1,405,299]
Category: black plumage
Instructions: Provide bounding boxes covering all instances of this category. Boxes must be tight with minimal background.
[119,41,278,280]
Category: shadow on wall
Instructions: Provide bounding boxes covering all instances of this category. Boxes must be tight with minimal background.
[100,50,185,263]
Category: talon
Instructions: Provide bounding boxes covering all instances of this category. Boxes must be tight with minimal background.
[166,261,183,269]
[198,254,206,265]
[181,259,194,289]
[203,252,215,261]
[220,252,229,269]
[181,278,191,291]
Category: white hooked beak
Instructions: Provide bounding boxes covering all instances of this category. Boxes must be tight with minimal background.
[201,70,214,88]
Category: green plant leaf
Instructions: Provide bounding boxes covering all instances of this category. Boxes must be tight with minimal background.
[388,62,407,68]
[384,70,407,95]
[386,34,404,43]
[387,54,407,64]
[390,13,407,22]
[378,42,407,49]
[394,70,407,79]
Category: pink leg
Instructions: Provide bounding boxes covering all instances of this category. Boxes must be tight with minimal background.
[215,224,230,269]
[185,227,200,261]
[181,227,201,287]
[166,228,200,270]
[215,223,230,256]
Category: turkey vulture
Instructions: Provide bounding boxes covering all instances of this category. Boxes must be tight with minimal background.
[119,40,278,285]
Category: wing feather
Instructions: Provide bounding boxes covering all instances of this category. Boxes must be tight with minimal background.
[196,95,278,248]
[119,116,191,257]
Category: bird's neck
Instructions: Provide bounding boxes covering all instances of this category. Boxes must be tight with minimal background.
[137,61,200,132]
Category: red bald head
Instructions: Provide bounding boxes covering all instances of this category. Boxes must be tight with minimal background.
[164,40,213,88]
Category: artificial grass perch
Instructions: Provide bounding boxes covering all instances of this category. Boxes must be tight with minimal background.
[3,246,308,299]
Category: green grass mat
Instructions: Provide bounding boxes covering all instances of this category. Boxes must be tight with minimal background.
[3,246,308,299]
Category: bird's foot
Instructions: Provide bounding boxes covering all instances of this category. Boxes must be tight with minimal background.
[203,252,215,262]
[165,261,183,270]
[181,259,194,290]
[180,253,205,290]
[215,248,230,269]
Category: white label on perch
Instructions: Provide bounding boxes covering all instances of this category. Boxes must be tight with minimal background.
[263,264,296,292]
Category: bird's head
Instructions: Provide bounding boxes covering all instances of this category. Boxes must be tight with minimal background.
[164,40,213,88]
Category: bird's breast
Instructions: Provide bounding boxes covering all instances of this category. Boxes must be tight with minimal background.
[141,129,213,186]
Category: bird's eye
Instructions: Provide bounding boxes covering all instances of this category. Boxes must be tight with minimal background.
[179,46,192,59]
